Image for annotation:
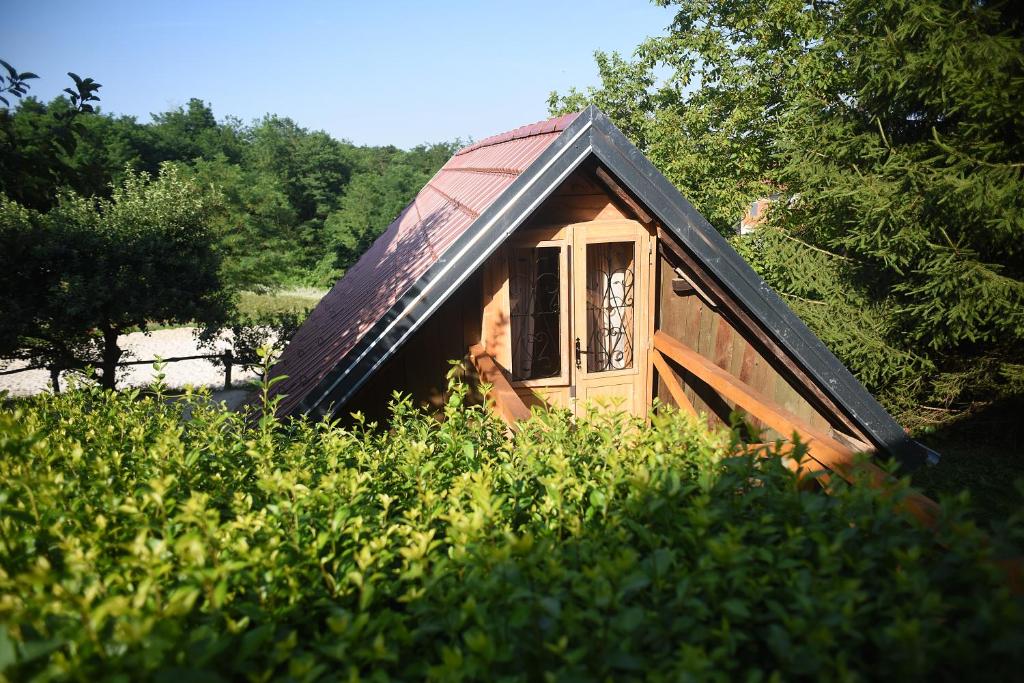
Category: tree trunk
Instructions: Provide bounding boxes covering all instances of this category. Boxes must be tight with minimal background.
[49,365,61,394]
[100,325,122,391]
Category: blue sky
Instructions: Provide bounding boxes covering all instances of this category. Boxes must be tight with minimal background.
[7,1,672,148]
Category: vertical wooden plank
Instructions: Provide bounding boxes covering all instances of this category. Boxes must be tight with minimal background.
[463,269,482,349]
[698,301,715,360]
[710,314,737,420]
[713,317,734,371]
[750,352,773,438]
[738,342,757,385]
[658,257,685,411]
[698,303,718,424]
[682,298,704,416]
[728,321,746,378]
[733,340,762,433]
[481,245,512,371]
[643,227,657,416]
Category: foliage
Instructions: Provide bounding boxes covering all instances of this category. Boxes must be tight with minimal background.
[0,95,458,290]
[0,60,102,212]
[198,307,310,381]
[0,370,1021,680]
[236,289,324,319]
[911,394,1024,526]
[0,59,40,109]
[0,59,100,118]
[0,164,231,389]
[316,162,436,283]
[550,0,1024,412]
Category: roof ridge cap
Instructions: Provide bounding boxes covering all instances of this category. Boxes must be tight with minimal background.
[455,111,581,156]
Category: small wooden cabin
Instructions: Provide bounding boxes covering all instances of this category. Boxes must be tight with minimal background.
[268,107,930,471]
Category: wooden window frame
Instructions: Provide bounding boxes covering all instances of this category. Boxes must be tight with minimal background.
[507,231,570,389]
[573,226,645,382]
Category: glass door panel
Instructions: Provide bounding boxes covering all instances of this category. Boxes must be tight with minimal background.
[585,242,635,373]
[509,246,562,381]
[571,220,652,420]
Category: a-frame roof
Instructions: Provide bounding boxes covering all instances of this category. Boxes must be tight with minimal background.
[268,106,924,468]
[267,112,578,417]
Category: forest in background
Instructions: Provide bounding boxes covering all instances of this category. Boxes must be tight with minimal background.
[0,96,458,291]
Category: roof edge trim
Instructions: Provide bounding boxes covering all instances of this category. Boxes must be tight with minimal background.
[455,111,581,156]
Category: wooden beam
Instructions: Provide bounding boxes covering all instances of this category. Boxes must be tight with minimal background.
[651,348,698,416]
[743,441,833,489]
[654,330,941,529]
[656,228,866,441]
[468,343,531,428]
[592,166,654,225]
[671,265,716,308]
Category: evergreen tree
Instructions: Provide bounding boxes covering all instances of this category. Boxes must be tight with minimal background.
[552,0,1024,410]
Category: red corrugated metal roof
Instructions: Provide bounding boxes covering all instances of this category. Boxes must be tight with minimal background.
[267,112,579,416]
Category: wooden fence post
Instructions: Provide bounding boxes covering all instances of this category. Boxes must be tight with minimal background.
[223,350,233,391]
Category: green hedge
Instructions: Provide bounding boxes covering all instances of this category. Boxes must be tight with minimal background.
[1,374,1021,681]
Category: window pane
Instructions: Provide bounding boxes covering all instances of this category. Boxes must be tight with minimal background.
[586,242,635,372]
[509,247,561,380]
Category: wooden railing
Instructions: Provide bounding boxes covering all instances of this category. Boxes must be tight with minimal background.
[468,343,530,429]
[653,329,942,529]
[0,350,242,393]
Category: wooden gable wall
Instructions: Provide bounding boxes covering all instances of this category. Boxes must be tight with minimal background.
[655,255,838,438]
[482,168,639,412]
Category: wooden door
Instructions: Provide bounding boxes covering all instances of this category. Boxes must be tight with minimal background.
[570,220,653,418]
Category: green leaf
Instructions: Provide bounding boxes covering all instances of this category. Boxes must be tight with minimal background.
[0,630,16,671]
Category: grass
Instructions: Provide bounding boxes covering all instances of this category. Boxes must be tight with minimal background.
[125,288,326,333]
[236,287,325,318]
[910,393,1024,526]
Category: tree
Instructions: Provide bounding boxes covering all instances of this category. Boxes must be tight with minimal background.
[0,164,231,389]
[316,141,462,285]
[176,156,301,290]
[320,166,423,276]
[0,61,102,211]
[0,71,459,293]
[551,0,1024,411]
[150,98,244,164]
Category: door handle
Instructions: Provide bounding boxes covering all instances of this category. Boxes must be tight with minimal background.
[575,337,590,370]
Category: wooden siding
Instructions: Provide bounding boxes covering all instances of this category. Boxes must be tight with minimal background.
[521,172,631,227]
[655,253,834,438]
[484,169,654,418]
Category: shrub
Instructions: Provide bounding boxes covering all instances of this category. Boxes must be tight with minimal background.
[0,374,1021,680]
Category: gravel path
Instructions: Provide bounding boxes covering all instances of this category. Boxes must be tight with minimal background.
[0,327,261,406]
